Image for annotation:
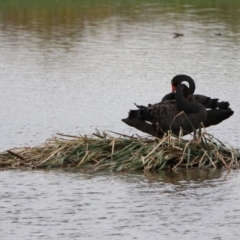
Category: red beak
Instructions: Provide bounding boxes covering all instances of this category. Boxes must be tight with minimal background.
[172,85,176,92]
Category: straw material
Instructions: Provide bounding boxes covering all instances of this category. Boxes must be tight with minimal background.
[0,130,239,172]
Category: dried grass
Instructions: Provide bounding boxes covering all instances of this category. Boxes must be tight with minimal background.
[0,130,239,172]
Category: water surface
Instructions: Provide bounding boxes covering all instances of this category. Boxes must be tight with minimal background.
[0,0,240,150]
[1,169,240,239]
[1,1,240,239]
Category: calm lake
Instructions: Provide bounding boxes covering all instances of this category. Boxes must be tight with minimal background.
[1,1,240,239]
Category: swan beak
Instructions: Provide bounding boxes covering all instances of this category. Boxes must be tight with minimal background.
[172,85,176,92]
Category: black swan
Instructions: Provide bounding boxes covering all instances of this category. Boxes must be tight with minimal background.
[162,74,229,109]
[122,83,207,137]
[161,74,234,128]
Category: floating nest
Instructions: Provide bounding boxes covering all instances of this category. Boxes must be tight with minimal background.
[0,130,239,172]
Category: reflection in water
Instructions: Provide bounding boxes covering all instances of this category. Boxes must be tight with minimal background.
[0,0,240,39]
[143,169,223,184]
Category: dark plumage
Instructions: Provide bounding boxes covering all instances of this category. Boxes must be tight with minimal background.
[124,84,207,137]
[122,75,234,137]
[161,74,234,129]
[162,74,229,109]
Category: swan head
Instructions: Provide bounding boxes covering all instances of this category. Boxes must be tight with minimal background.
[171,74,195,95]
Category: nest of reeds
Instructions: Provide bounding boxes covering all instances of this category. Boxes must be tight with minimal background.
[0,130,239,172]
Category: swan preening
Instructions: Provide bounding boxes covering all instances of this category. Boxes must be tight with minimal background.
[162,74,229,110]
[122,75,234,137]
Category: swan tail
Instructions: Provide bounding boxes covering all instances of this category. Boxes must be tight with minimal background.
[217,101,230,109]
[204,108,234,127]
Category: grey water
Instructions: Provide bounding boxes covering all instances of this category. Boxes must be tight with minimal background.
[1,1,240,239]
[1,169,240,239]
